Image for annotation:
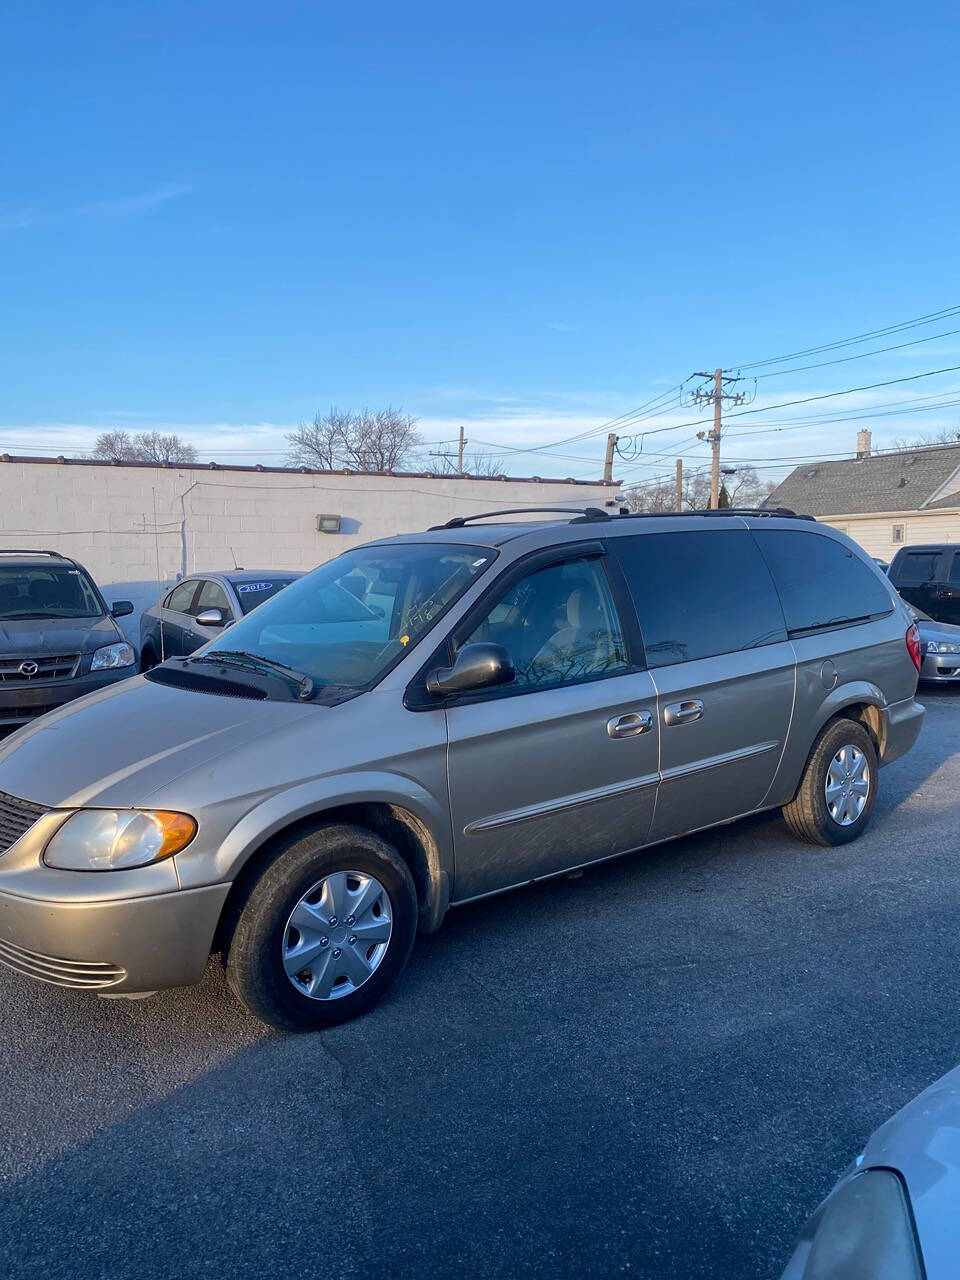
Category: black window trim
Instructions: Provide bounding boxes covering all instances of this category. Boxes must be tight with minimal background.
[785,609,894,640]
[404,539,644,711]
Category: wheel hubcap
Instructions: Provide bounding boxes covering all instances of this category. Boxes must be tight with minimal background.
[282,870,393,1001]
[825,745,870,826]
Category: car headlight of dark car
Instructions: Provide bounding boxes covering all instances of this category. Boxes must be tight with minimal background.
[782,1169,922,1279]
[90,642,136,671]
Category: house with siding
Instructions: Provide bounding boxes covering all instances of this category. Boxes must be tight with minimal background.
[762,430,960,560]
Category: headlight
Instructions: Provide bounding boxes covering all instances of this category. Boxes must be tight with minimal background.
[782,1170,923,1279]
[927,640,960,654]
[43,809,197,871]
[90,642,136,671]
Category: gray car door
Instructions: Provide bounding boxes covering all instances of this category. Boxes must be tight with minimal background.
[610,528,795,841]
[443,546,661,902]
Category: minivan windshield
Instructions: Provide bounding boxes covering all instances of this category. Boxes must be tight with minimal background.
[200,542,496,693]
[0,565,104,619]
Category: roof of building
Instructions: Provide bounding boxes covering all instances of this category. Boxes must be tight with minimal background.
[0,452,614,487]
[763,443,960,516]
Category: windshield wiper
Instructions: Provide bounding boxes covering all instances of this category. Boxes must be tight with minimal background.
[192,649,315,700]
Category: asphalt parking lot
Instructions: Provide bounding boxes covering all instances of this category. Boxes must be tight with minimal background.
[2,692,960,1280]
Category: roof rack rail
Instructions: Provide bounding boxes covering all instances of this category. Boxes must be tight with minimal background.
[570,505,815,524]
[0,547,66,557]
[428,507,609,531]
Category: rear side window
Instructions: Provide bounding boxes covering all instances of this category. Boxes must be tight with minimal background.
[612,531,786,666]
[755,531,894,635]
[893,550,942,583]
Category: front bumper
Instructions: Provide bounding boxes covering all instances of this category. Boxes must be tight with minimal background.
[0,666,136,727]
[0,881,230,992]
[920,653,960,682]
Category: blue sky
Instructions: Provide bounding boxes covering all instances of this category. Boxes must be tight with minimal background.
[2,0,960,488]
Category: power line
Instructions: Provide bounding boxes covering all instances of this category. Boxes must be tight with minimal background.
[751,325,960,380]
[733,303,960,371]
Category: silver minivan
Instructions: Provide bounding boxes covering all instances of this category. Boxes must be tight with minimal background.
[0,509,924,1029]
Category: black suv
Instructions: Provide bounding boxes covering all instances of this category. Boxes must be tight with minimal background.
[888,543,960,626]
[0,549,136,731]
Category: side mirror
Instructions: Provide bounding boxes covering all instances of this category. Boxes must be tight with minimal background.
[196,608,227,627]
[110,600,134,618]
[426,642,515,696]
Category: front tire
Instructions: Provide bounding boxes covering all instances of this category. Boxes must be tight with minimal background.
[224,823,418,1030]
[782,717,878,846]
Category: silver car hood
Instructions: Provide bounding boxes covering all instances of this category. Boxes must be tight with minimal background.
[0,675,317,808]
[917,617,960,644]
[858,1063,960,1279]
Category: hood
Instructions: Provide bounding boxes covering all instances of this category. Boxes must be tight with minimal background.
[0,675,316,808]
[857,1063,960,1280]
[917,617,960,645]
[0,613,121,656]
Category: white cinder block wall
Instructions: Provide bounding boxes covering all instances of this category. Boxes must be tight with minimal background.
[0,458,617,643]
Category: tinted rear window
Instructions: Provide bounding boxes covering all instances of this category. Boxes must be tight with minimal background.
[893,551,942,582]
[234,577,297,615]
[755,531,894,635]
[612,530,786,666]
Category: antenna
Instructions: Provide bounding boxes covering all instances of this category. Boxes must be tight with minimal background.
[152,487,166,663]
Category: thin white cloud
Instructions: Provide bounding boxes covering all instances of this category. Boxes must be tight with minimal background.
[546,322,583,333]
[0,183,192,233]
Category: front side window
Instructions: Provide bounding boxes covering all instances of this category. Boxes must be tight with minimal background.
[755,530,894,635]
[203,542,495,693]
[948,554,960,585]
[613,531,786,666]
[459,556,628,690]
[0,565,103,619]
[196,580,232,617]
[896,551,940,582]
[164,581,197,614]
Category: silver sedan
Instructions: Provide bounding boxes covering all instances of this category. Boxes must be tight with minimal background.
[781,1063,960,1278]
[909,605,960,682]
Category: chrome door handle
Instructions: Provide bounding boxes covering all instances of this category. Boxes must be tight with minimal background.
[663,699,704,726]
[606,710,653,739]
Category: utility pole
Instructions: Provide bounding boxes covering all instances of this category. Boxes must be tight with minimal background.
[603,432,618,484]
[691,369,748,508]
[457,425,466,473]
[675,458,683,512]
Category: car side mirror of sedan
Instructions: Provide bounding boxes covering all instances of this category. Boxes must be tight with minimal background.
[110,600,134,618]
[196,608,227,627]
[426,643,515,696]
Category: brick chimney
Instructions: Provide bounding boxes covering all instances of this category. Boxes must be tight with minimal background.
[856,428,872,460]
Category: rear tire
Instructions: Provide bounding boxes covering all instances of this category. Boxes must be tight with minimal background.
[782,717,878,846]
[224,823,418,1031]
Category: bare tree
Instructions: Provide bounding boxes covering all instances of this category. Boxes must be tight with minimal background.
[623,466,715,513]
[93,430,198,463]
[286,408,354,469]
[93,430,137,461]
[724,464,776,507]
[287,406,422,471]
[130,432,198,463]
[890,427,960,451]
[430,448,505,478]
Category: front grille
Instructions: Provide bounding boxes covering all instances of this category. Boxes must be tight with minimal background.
[0,790,48,854]
[0,937,126,989]
[0,653,80,683]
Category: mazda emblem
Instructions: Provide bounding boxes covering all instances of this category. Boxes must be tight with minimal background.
[18,660,40,677]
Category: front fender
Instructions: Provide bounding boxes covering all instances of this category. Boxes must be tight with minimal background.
[177,768,453,900]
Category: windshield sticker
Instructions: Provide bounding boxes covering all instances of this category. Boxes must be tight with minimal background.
[237,582,273,593]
